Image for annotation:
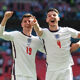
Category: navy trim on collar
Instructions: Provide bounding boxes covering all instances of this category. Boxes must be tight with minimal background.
[21,32,31,37]
[48,27,60,32]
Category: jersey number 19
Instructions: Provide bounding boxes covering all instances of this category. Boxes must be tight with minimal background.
[26,47,32,55]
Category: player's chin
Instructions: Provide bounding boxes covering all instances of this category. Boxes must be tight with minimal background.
[49,23,55,26]
[27,27,32,30]
[25,26,31,28]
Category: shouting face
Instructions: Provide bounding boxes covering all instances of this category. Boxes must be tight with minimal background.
[46,11,60,27]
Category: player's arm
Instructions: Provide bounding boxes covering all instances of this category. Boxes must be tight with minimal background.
[70,41,80,53]
[1,11,13,26]
[0,11,14,41]
[33,20,43,37]
[30,18,43,37]
[0,11,13,35]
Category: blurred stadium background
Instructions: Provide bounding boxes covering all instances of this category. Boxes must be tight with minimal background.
[0,0,80,80]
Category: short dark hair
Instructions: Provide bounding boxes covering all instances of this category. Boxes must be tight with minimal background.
[21,13,34,22]
[47,8,59,14]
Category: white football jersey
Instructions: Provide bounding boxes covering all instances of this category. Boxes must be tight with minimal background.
[0,25,44,80]
[40,27,79,71]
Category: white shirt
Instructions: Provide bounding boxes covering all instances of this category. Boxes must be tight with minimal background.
[0,25,44,79]
[40,27,79,71]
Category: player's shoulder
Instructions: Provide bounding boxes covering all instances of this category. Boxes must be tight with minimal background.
[42,28,49,33]
[32,35,42,41]
[12,30,20,34]
[32,35,40,40]
[60,26,72,29]
[60,26,70,31]
[60,26,68,29]
[61,26,76,32]
[9,30,21,36]
[9,30,20,33]
[31,35,42,43]
[42,28,48,31]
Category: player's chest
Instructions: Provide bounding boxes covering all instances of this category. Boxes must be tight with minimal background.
[45,32,71,48]
[14,36,39,49]
[46,31,71,40]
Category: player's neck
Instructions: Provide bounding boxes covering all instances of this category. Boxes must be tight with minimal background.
[23,30,32,36]
[49,25,59,31]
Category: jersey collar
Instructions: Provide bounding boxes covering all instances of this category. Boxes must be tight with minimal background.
[21,32,32,37]
[48,27,60,32]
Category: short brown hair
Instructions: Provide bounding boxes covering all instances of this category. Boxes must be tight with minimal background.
[47,8,59,14]
[21,13,34,22]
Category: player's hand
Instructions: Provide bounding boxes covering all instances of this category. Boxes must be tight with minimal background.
[30,17,38,26]
[4,11,13,20]
[70,42,80,53]
[77,40,80,47]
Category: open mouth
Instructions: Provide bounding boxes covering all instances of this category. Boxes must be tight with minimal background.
[50,20,55,23]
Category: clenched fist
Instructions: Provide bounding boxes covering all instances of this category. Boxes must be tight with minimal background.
[1,11,14,26]
[4,11,13,20]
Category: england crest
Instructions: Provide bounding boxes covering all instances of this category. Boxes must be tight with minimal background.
[55,34,59,39]
[27,38,32,46]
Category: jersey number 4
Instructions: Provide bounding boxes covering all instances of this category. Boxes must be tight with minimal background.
[57,40,61,48]
[26,47,32,55]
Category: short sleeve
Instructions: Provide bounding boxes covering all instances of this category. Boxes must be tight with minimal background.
[67,27,79,38]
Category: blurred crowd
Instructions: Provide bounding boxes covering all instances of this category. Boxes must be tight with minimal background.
[0,40,13,80]
[0,0,80,20]
[0,0,80,80]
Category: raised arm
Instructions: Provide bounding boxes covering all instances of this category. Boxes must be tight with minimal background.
[33,20,43,37]
[30,18,43,37]
[1,11,13,26]
[0,11,14,41]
